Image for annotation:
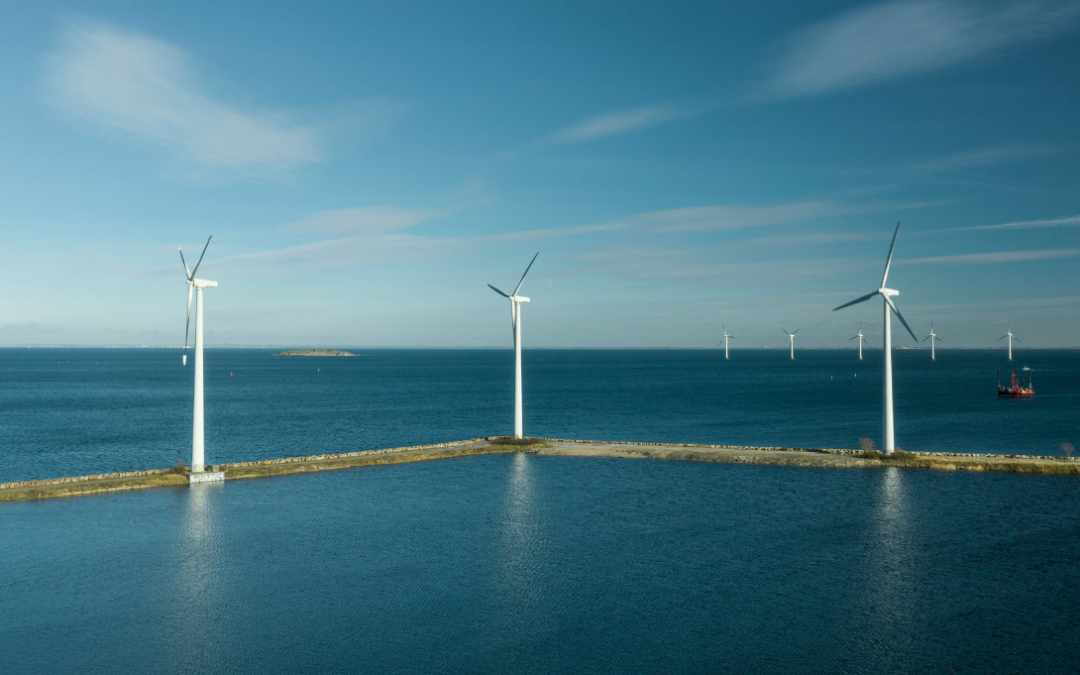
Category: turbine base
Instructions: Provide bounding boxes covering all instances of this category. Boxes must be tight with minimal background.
[188,470,224,485]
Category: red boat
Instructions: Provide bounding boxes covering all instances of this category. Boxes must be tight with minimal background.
[998,368,1034,398]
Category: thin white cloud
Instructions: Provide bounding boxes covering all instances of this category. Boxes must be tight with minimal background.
[545,104,691,145]
[913,144,1059,171]
[759,1,1080,100]
[486,199,937,243]
[44,21,322,178]
[280,207,448,235]
[904,247,1080,264]
[948,214,1080,231]
[213,234,462,277]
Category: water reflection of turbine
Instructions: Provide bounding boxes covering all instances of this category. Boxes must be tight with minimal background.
[493,453,546,622]
[861,468,923,669]
[176,482,225,656]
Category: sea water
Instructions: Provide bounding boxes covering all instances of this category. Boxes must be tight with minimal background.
[1,453,1078,674]
[0,348,1077,483]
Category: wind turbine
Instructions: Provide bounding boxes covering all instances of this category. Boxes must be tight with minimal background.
[489,252,538,439]
[721,325,735,359]
[782,328,800,360]
[180,236,217,473]
[833,222,918,454]
[922,321,941,360]
[850,322,867,360]
[998,320,1019,361]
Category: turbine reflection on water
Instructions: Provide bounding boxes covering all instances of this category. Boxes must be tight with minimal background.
[489,452,548,643]
[858,467,927,668]
[174,482,226,666]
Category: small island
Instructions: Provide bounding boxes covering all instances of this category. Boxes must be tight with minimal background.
[273,349,356,357]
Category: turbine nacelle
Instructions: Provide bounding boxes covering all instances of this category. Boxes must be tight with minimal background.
[880,288,898,297]
[193,279,218,288]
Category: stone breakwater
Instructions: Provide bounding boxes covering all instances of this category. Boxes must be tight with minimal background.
[3,438,1078,503]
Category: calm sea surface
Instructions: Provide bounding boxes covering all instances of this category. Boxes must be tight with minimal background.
[3,349,1079,674]
[0,348,1077,483]
[2,453,1078,674]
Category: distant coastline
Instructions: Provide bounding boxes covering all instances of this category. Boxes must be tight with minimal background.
[273,349,355,357]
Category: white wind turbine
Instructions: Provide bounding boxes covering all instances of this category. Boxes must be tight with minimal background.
[834,222,918,454]
[180,236,217,473]
[782,328,800,360]
[721,325,735,359]
[998,320,1019,361]
[850,322,868,360]
[922,321,941,360]
[489,252,538,439]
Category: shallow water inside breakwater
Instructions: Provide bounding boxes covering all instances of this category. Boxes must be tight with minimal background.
[2,453,1078,674]
[1,348,1078,483]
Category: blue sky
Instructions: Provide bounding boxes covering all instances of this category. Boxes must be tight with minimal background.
[1,0,1079,348]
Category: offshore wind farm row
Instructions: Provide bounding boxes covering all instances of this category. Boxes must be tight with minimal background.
[174,220,1028,482]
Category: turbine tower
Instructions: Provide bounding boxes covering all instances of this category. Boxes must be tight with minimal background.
[850,322,867,360]
[721,325,735,360]
[834,222,918,454]
[489,252,538,439]
[922,321,941,360]
[998,321,1019,361]
[783,328,800,360]
[180,236,217,473]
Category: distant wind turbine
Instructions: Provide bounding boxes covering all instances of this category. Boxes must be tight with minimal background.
[721,325,735,359]
[489,252,538,439]
[850,322,867,360]
[834,222,918,454]
[179,236,217,473]
[998,320,1019,361]
[922,321,941,360]
[783,328,800,360]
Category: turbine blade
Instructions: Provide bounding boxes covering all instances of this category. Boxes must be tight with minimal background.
[190,235,212,279]
[488,284,510,298]
[1013,336,1021,343]
[179,248,191,279]
[782,329,791,336]
[885,296,918,342]
[834,291,878,311]
[850,335,859,340]
[921,335,929,342]
[997,335,1007,341]
[793,328,801,334]
[935,336,942,343]
[510,301,517,343]
[881,221,900,287]
[184,285,193,352]
[512,252,539,296]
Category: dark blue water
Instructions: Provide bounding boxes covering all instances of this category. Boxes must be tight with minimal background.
[2,453,1078,674]
[1,348,1078,483]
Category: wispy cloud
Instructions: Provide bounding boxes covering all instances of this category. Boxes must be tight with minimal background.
[214,234,462,277]
[44,21,358,179]
[912,144,1059,171]
[904,247,1080,264]
[758,1,1080,100]
[947,214,1080,231]
[486,198,936,244]
[280,207,448,235]
[544,103,695,145]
